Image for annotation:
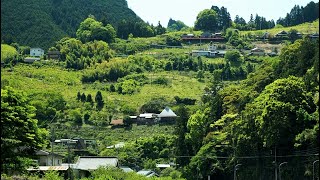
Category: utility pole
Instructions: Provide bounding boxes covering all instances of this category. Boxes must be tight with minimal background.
[274,146,277,180]
[51,127,55,166]
[67,141,71,180]
[234,164,242,180]
[278,162,287,180]
[49,112,57,166]
[313,160,319,180]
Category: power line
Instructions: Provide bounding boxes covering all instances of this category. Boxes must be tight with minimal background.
[174,153,319,159]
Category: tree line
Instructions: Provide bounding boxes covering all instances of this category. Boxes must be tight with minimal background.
[276,1,319,27]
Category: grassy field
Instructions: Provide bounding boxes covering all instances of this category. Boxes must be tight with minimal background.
[2,61,204,154]
[1,44,18,62]
[240,19,319,36]
[53,124,175,146]
[1,61,207,111]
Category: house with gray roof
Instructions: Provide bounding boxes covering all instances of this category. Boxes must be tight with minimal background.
[35,150,64,166]
[137,170,159,177]
[74,156,119,171]
[158,107,177,118]
[120,166,134,173]
[24,57,40,63]
[158,107,177,124]
[137,113,157,125]
[74,156,119,178]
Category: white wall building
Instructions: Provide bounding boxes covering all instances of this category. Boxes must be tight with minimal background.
[36,150,64,166]
[30,48,44,57]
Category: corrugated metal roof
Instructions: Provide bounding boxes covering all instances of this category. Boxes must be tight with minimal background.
[27,166,69,171]
[158,107,177,117]
[156,164,171,168]
[137,170,158,177]
[120,166,134,172]
[75,156,118,171]
[139,113,155,118]
[106,142,125,149]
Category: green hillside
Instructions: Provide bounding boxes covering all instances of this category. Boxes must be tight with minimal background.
[1,0,143,50]
[1,44,18,62]
[0,63,206,111]
[1,2,319,179]
[240,19,319,36]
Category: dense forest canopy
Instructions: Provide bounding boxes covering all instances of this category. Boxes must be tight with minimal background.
[1,0,319,49]
[1,0,144,49]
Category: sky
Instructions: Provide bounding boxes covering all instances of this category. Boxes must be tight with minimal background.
[126,0,316,27]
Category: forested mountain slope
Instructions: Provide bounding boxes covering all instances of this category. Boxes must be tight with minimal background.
[1,0,143,49]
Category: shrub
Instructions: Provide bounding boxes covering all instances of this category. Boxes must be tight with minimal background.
[225,50,241,62]
[153,77,169,85]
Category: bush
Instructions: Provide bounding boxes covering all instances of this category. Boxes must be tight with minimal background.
[109,84,116,92]
[123,115,133,126]
[225,50,241,62]
[117,79,139,94]
[91,167,149,180]
[153,77,169,85]
[174,96,196,105]
[44,171,63,180]
[139,97,169,114]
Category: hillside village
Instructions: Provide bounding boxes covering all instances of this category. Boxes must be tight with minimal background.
[3,26,318,179]
[1,0,319,179]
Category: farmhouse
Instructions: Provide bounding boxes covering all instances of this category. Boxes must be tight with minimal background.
[192,50,216,57]
[191,42,219,57]
[47,50,61,60]
[213,32,223,38]
[24,57,40,63]
[181,32,225,43]
[136,113,157,125]
[74,156,119,178]
[181,33,195,38]
[275,30,288,38]
[129,107,178,125]
[34,150,64,166]
[54,138,96,151]
[158,107,178,124]
[30,48,44,57]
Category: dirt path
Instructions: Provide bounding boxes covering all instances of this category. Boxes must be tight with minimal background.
[253,42,283,53]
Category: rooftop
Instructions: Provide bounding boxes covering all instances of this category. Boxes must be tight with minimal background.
[120,166,134,172]
[158,107,177,118]
[74,156,118,171]
[137,170,159,177]
[27,166,69,171]
[110,119,124,125]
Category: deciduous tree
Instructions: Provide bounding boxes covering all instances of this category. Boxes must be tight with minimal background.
[1,87,48,173]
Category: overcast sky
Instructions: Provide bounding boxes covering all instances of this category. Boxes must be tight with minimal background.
[126,0,316,27]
